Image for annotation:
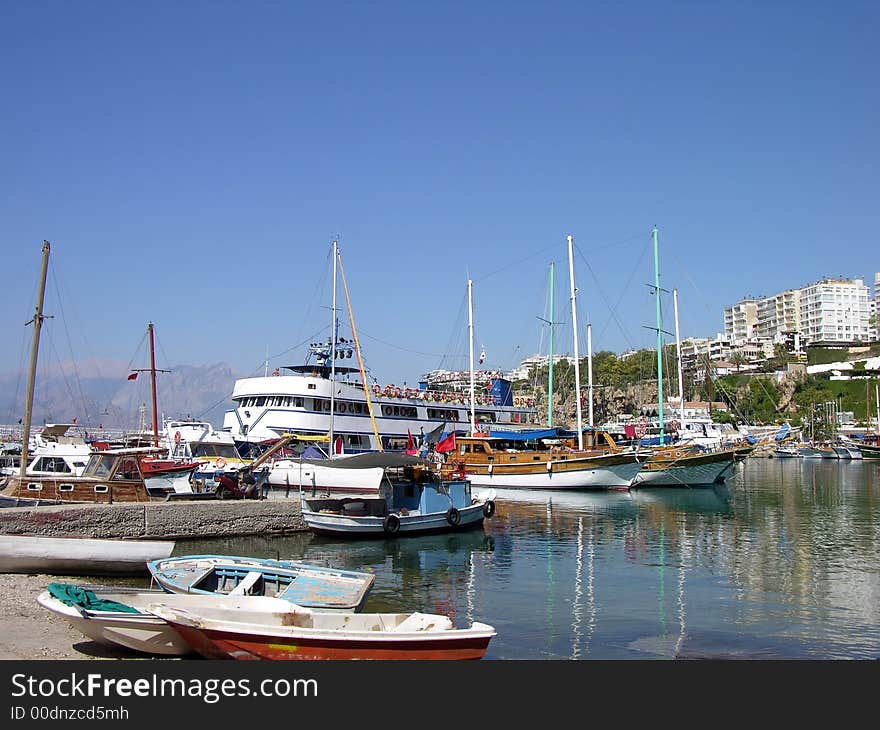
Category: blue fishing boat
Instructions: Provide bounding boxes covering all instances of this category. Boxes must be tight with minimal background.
[147,555,375,612]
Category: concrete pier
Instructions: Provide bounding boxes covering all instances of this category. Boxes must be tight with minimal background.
[0,499,306,540]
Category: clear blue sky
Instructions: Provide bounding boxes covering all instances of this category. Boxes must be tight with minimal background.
[2,1,877,385]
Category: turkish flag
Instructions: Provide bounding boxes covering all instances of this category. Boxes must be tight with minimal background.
[127,372,138,380]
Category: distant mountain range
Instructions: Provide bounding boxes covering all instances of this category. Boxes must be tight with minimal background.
[0,362,241,431]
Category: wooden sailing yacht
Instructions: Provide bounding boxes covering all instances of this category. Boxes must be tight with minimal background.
[630,228,738,488]
[451,236,644,490]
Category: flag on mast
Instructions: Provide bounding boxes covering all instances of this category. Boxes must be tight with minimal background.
[127,372,138,381]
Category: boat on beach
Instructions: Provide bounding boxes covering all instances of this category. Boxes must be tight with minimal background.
[149,599,497,660]
[0,534,175,575]
[147,555,375,612]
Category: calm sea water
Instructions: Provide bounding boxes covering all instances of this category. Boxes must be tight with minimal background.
[175,457,880,660]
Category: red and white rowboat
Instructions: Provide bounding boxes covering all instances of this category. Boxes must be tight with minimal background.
[148,599,496,660]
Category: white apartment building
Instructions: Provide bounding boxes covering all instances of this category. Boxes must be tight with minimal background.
[726,276,873,348]
[723,298,759,342]
[756,289,801,341]
[873,272,880,339]
[798,278,872,344]
[508,353,576,381]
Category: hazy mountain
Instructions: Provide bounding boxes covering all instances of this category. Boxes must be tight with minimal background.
[0,362,241,430]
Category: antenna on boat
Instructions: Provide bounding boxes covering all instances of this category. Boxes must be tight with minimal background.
[329,239,338,454]
[673,288,687,436]
[652,227,665,446]
[468,279,477,435]
[567,235,583,450]
[587,323,594,429]
[19,240,52,477]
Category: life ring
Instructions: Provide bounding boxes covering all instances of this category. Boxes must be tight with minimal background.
[668,419,681,431]
[446,506,461,526]
[216,457,227,469]
[482,500,495,518]
[383,513,400,535]
[174,431,181,444]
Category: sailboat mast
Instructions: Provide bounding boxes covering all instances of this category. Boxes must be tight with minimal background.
[468,279,477,435]
[875,382,879,433]
[652,227,665,446]
[148,322,159,447]
[567,235,584,450]
[587,323,594,428]
[673,289,686,434]
[547,262,555,428]
[329,240,338,452]
[19,240,51,477]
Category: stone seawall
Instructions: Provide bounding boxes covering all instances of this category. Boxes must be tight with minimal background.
[0,500,306,540]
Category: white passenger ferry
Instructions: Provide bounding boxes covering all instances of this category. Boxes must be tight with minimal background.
[220,340,538,453]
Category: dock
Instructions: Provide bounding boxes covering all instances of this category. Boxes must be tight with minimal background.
[0,499,306,540]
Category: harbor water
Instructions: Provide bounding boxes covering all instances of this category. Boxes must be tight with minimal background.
[163,457,879,659]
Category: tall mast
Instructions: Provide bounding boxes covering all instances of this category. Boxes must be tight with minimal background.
[329,240,338,453]
[468,279,477,435]
[875,382,879,433]
[586,323,594,428]
[567,235,584,450]
[547,262,555,427]
[673,289,686,434]
[19,241,51,477]
[148,322,159,447]
[652,226,665,446]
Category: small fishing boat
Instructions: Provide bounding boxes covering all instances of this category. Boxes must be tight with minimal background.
[36,583,232,656]
[773,445,801,458]
[149,600,496,660]
[147,555,375,612]
[300,459,495,537]
[0,534,175,575]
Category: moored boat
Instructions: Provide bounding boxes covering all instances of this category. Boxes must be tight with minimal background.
[149,600,496,660]
[147,555,375,612]
[630,446,738,488]
[0,534,174,575]
[301,458,494,537]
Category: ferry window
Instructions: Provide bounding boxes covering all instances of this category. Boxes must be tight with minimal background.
[256,397,266,407]
[308,383,316,390]
[295,398,304,407]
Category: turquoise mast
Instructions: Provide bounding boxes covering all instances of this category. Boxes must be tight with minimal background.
[652,226,665,447]
[547,262,555,427]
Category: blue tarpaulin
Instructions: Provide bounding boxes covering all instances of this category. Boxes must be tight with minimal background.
[774,423,791,442]
[487,428,562,441]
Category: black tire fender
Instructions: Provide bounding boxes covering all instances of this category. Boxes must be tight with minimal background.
[383,513,401,535]
[482,500,495,518]
[446,506,461,526]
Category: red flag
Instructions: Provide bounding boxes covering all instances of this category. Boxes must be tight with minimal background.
[334,436,343,455]
[436,432,456,454]
[406,429,414,450]
[127,372,138,380]
[72,417,77,424]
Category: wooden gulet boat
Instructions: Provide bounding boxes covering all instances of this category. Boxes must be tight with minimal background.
[148,600,497,660]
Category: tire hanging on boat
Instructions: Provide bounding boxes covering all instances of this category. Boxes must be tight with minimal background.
[446,507,461,526]
[383,513,400,535]
[482,500,495,518]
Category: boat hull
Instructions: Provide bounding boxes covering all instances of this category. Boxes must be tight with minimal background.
[463,454,643,490]
[302,501,487,537]
[631,450,737,487]
[267,463,385,495]
[0,535,174,575]
[36,590,192,656]
[175,625,494,660]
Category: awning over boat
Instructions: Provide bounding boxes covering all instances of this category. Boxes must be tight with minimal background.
[486,428,562,441]
[297,453,429,469]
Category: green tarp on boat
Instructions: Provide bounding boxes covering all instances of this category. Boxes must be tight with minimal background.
[47,583,141,614]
